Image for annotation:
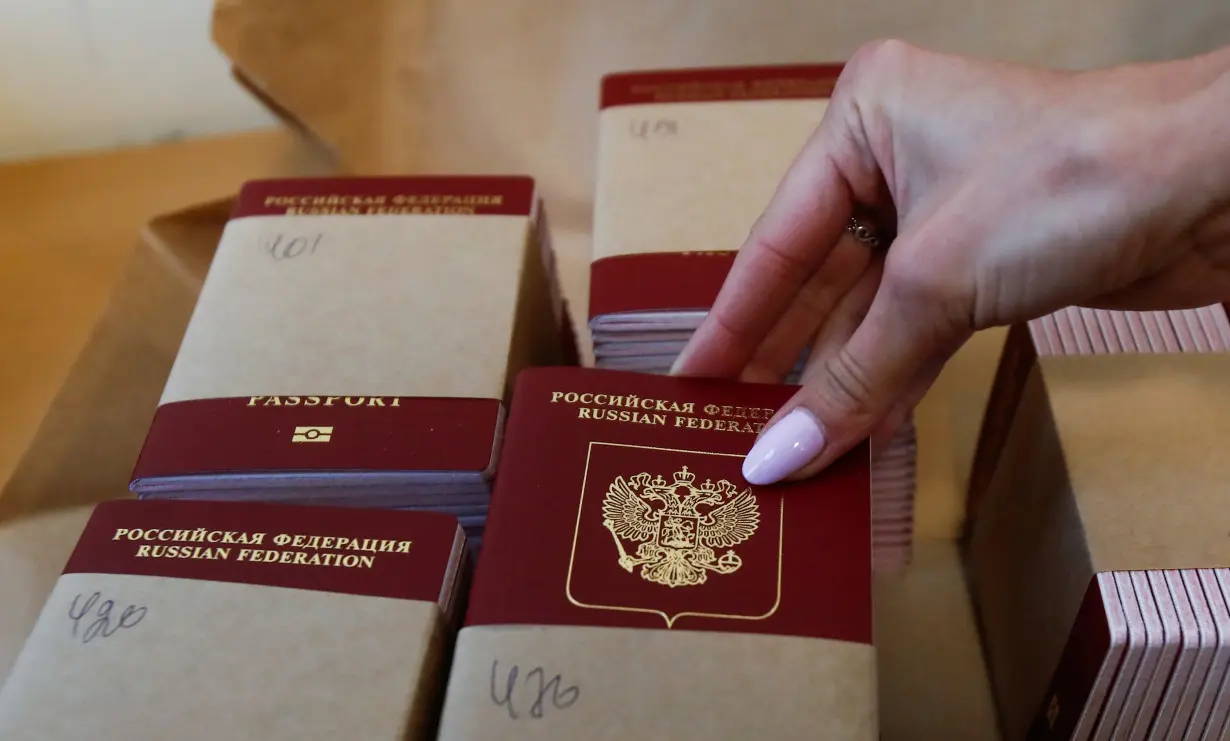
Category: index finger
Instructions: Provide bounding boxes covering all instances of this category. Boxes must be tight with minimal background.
[672,116,858,378]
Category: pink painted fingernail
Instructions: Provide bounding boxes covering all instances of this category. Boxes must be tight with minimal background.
[742,408,827,485]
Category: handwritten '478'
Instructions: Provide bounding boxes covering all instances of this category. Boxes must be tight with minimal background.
[489,659,580,720]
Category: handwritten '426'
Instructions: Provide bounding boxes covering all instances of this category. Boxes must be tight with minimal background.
[489,659,580,720]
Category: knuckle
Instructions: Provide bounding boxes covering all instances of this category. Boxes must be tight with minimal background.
[882,259,958,308]
[883,259,978,335]
[846,38,916,81]
[745,228,815,278]
[814,347,878,421]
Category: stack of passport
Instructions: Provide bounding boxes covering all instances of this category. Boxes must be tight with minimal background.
[588,64,915,569]
[1026,306,1230,354]
[965,349,1230,741]
[128,176,574,541]
[435,367,877,740]
[0,500,468,741]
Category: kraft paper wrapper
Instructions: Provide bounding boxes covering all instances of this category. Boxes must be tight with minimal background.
[967,353,1230,740]
[0,573,446,741]
[161,206,545,406]
[593,97,827,260]
[437,625,876,740]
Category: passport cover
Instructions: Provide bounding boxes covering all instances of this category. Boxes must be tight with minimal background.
[0,500,466,741]
[590,65,841,320]
[131,176,572,491]
[436,367,875,740]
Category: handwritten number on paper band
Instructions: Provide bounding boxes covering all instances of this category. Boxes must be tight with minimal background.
[68,592,147,644]
[629,119,678,139]
[489,659,580,720]
[264,233,323,261]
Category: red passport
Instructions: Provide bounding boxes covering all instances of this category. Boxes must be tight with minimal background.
[0,500,467,740]
[128,176,575,530]
[435,367,876,740]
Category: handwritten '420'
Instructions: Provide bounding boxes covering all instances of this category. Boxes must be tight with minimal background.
[263,233,323,261]
[67,592,147,644]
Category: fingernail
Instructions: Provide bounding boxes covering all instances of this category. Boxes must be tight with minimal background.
[742,408,826,485]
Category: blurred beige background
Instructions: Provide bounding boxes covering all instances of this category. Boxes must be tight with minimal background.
[0,0,286,487]
[0,0,273,162]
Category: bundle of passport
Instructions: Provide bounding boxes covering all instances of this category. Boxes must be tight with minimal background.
[3,62,1230,741]
[965,318,1230,741]
[1,367,878,740]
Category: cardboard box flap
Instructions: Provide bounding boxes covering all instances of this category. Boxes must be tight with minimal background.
[0,206,234,523]
[212,0,429,174]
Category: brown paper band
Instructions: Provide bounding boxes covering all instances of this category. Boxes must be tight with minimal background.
[130,396,503,483]
[232,176,537,217]
[63,500,462,602]
[600,64,844,109]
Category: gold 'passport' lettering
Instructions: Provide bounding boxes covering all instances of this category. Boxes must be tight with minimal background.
[246,396,401,408]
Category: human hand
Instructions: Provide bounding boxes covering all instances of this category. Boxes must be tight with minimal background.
[671,40,1230,485]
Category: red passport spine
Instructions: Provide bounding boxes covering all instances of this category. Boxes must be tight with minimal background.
[1025,576,1114,740]
[600,64,844,109]
[231,175,537,218]
[130,396,503,483]
[588,252,737,320]
[63,500,462,602]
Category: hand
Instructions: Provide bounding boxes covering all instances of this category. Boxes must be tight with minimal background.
[672,40,1230,485]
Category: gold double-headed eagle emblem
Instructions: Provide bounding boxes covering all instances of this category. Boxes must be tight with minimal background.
[601,465,760,588]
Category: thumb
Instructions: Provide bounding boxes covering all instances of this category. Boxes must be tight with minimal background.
[741,264,965,485]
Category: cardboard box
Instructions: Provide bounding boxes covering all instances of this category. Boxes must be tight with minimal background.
[6,0,1226,735]
[0,198,1001,741]
[966,350,1230,740]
